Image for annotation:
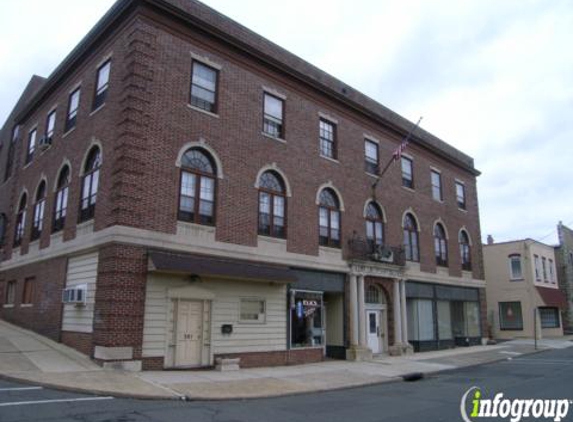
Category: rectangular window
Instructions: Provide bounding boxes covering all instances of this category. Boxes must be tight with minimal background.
[45,110,56,140]
[407,299,435,341]
[364,139,379,174]
[549,259,554,282]
[456,182,466,209]
[5,281,16,305]
[499,302,523,330]
[401,157,413,188]
[290,291,323,348]
[319,119,336,159]
[437,300,453,340]
[26,129,37,164]
[93,59,111,110]
[542,257,547,281]
[239,298,266,323]
[263,93,284,138]
[509,255,522,279]
[431,170,442,201]
[22,277,34,305]
[539,307,560,328]
[65,88,81,132]
[534,255,541,280]
[4,126,19,181]
[190,61,218,113]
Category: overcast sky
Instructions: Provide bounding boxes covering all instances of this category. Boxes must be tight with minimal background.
[1,0,572,244]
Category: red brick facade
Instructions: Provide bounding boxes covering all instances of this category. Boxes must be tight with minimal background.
[0,0,485,368]
[215,349,324,369]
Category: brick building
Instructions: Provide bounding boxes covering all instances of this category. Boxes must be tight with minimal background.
[0,0,485,370]
[556,222,573,333]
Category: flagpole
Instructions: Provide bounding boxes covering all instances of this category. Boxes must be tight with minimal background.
[371,116,423,194]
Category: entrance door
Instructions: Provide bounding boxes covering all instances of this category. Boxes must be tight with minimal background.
[367,310,381,353]
[175,300,203,367]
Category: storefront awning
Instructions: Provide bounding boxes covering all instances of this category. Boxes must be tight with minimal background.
[536,286,568,309]
[148,250,297,284]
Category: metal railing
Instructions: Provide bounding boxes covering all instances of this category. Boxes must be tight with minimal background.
[347,237,406,266]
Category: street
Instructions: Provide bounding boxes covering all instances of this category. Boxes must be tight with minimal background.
[1,347,572,422]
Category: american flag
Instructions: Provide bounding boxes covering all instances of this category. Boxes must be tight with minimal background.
[393,117,423,161]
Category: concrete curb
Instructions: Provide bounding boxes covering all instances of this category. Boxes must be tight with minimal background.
[0,346,556,402]
[0,372,182,401]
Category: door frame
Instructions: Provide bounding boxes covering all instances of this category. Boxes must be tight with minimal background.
[171,298,211,368]
[365,305,388,354]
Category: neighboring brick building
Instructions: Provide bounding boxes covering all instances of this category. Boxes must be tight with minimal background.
[0,0,485,370]
[484,238,567,340]
[556,222,573,333]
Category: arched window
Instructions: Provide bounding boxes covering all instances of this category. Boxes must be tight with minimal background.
[434,223,448,266]
[318,188,341,248]
[14,193,27,247]
[403,213,419,262]
[459,230,472,271]
[365,202,384,249]
[0,213,6,247]
[258,171,286,238]
[53,165,70,233]
[79,147,101,222]
[31,181,47,241]
[178,148,216,225]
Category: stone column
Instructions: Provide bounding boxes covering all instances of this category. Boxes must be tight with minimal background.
[357,275,367,347]
[393,278,402,345]
[400,279,408,344]
[349,274,359,347]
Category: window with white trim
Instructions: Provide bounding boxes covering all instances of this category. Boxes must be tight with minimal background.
[509,254,522,280]
[240,298,266,323]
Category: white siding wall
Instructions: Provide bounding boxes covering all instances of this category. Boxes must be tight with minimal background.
[142,274,287,359]
[61,251,98,333]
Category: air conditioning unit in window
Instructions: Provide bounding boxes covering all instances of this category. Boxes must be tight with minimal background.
[372,245,394,263]
[62,285,87,306]
[38,136,52,150]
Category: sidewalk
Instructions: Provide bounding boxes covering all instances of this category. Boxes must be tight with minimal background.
[1,319,571,400]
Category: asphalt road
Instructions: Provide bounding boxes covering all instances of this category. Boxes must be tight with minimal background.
[1,347,572,422]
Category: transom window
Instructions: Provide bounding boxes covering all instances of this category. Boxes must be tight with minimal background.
[434,223,448,267]
[509,254,522,280]
[93,59,111,110]
[319,119,336,159]
[401,157,413,188]
[365,202,384,249]
[190,61,218,113]
[365,285,384,304]
[26,129,37,164]
[31,181,46,241]
[364,140,379,174]
[65,88,81,132]
[258,171,286,238]
[178,148,216,225]
[263,93,284,138]
[403,213,419,262]
[53,165,70,233]
[431,170,442,201]
[318,188,341,248]
[459,230,471,271]
[456,181,466,209]
[79,147,101,222]
[14,193,27,247]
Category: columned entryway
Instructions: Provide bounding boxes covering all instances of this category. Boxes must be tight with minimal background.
[346,261,413,360]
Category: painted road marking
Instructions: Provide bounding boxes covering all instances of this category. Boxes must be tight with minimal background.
[0,387,43,392]
[0,396,113,407]
[499,351,522,355]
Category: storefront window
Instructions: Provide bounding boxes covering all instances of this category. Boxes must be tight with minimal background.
[437,300,453,340]
[407,299,435,341]
[290,291,324,348]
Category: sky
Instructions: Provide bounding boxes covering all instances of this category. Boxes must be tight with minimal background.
[1,0,572,245]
